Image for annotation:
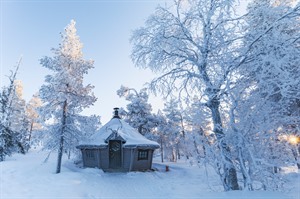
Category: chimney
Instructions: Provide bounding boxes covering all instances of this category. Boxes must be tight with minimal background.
[113,107,121,119]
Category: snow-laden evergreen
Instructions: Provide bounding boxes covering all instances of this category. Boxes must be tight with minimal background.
[0,59,30,161]
[8,80,31,154]
[117,86,158,136]
[38,20,100,173]
[160,98,185,162]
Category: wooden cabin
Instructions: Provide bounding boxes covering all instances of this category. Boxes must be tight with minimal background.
[77,108,160,172]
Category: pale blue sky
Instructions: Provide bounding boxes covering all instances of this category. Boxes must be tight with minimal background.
[1,0,167,123]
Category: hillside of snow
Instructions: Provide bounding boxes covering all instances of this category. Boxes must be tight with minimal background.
[1,150,299,199]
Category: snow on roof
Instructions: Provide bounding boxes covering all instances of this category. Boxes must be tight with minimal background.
[78,118,159,149]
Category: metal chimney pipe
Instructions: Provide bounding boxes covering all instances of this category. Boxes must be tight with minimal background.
[113,107,121,119]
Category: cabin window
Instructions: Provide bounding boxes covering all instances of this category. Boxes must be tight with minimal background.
[85,149,95,160]
[138,150,148,160]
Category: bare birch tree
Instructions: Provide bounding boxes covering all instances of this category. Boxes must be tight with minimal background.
[131,0,241,190]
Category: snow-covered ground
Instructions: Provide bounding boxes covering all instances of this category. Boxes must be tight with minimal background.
[1,149,299,199]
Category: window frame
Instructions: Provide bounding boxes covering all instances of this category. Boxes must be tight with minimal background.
[85,149,95,160]
[138,149,148,160]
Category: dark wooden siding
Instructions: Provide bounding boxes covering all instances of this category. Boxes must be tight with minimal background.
[82,149,98,168]
[81,147,155,171]
[123,148,133,170]
[131,149,154,171]
[99,148,109,169]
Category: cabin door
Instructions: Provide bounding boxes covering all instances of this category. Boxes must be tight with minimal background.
[109,140,122,169]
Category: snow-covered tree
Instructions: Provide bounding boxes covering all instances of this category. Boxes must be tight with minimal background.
[39,20,100,173]
[184,98,213,162]
[131,0,242,190]
[131,0,300,190]
[0,59,29,160]
[117,85,158,136]
[0,91,13,161]
[154,110,168,162]
[160,98,185,162]
[223,0,300,190]
[26,93,43,146]
[8,80,30,153]
[0,84,16,161]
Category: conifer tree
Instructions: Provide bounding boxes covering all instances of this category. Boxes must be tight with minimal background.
[0,59,27,160]
[117,86,157,136]
[39,20,99,173]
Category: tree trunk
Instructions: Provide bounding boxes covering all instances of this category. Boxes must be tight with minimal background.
[207,97,239,191]
[176,143,180,160]
[138,125,143,135]
[0,146,4,162]
[291,147,300,170]
[238,147,253,190]
[56,100,67,174]
[198,127,206,158]
[172,146,177,162]
[28,121,33,143]
[160,136,164,163]
[68,149,71,160]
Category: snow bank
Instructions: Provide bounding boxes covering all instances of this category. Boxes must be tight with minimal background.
[1,150,299,199]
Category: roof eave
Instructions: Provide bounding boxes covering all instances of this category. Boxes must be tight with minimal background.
[124,144,160,150]
[76,144,107,149]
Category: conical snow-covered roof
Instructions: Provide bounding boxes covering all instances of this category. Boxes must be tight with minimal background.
[78,115,160,149]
